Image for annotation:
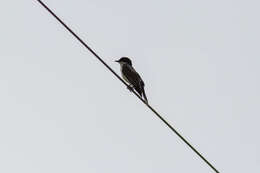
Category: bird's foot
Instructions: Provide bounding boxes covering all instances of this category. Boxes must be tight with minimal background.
[127,85,134,92]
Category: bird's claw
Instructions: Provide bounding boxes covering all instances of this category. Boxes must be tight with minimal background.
[127,85,134,92]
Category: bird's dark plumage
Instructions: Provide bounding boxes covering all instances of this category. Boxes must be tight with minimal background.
[116,57,148,103]
[116,57,132,66]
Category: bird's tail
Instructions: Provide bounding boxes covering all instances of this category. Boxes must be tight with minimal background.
[142,88,148,104]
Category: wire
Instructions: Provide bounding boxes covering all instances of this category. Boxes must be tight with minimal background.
[36,1,220,172]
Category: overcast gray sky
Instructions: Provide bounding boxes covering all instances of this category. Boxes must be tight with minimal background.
[0,0,259,172]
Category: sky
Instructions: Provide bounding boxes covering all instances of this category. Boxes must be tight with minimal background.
[0,0,259,172]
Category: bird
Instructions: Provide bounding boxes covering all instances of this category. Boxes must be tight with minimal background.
[115,57,148,103]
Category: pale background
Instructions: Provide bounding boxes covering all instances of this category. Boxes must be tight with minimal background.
[0,0,259,172]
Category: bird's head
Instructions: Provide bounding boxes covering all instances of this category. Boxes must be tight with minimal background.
[115,57,132,66]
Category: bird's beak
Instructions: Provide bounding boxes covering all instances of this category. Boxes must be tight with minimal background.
[115,60,119,63]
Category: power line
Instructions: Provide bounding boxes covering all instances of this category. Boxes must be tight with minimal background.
[36,1,219,172]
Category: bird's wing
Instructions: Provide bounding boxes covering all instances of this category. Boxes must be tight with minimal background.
[122,65,141,86]
[122,64,144,96]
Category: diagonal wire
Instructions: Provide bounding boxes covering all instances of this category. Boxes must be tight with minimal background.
[36,1,219,172]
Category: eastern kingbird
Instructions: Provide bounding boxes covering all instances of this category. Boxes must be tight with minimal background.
[115,57,148,103]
